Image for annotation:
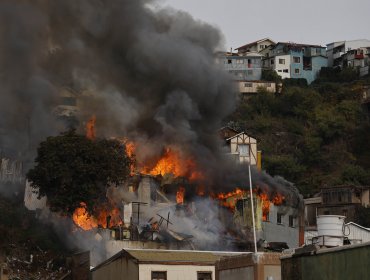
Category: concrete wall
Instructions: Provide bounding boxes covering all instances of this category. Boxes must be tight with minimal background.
[91,256,139,280]
[139,264,215,280]
[261,205,300,249]
[237,81,276,94]
[281,242,370,280]
[217,253,281,280]
[219,266,254,280]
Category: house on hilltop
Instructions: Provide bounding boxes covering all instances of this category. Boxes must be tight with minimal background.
[263,42,328,84]
[236,38,276,55]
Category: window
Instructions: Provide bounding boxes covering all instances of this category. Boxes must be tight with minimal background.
[289,216,294,227]
[238,144,250,156]
[283,69,289,73]
[152,272,167,280]
[227,59,232,64]
[270,59,274,65]
[278,70,282,72]
[294,68,300,74]
[247,70,253,75]
[279,59,285,64]
[293,56,301,63]
[198,272,212,280]
[236,59,244,64]
[277,213,283,224]
[244,83,253,87]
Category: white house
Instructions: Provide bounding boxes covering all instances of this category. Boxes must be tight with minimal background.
[91,249,242,280]
[326,39,370,67]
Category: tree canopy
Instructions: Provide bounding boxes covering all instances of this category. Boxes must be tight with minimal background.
[227,72,370,197]
[27,130,132,215]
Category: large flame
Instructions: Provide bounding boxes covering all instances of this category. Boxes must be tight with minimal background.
[72,202,122,230]
[215,188,285,219]
[140,148,202,181]
[72,202,98,230]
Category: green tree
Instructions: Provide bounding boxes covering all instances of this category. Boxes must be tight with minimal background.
[27,130,132,215]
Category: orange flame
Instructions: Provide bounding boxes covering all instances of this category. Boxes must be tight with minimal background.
[259,192,270,221]
[215,188,246,210]
[141,148,202,181]
[86,115,96,140]
[124,139,136,175]
[176,186,185,204]
[72,202,122,230]
[72,202,98,230]
[214,188,285,219]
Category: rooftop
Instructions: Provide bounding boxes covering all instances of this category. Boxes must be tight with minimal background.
[91,249,245,271]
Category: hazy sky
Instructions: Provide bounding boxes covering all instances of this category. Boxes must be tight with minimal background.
[163,0,370,50]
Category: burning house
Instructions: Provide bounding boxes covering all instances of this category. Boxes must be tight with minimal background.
[0,1,306,271]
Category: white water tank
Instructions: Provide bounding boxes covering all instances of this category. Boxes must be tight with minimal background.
[316,215,345,247]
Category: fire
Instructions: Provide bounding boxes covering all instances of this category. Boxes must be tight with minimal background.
[86,115,96,140]
[272,193,285,205]
[72,202,98,230]
[72,202,123,230]
[145,148,186,177]
[124,139,136,175]
[176,186,185,204]
[214,188,285,219]
[141,148,201,180]
[215,188,246,210]
[258,192,271,221]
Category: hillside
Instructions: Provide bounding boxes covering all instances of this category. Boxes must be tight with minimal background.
[226,69,370,197]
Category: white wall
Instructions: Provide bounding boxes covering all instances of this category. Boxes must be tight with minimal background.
[139,264,215,280]
[261,205,300,249]
[219,266,254,280]
[273,55,291,79]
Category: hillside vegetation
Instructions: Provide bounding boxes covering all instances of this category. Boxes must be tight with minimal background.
[227,68,370,197]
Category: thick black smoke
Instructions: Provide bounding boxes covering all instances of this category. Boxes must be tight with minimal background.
[0,0,301,206]
[0,0,232,159]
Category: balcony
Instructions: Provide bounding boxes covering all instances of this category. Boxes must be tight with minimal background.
[333,52,344,59]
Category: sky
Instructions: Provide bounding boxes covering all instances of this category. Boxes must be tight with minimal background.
[162,0,370,50]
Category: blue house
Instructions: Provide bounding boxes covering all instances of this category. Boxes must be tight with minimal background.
[264,43,327,84]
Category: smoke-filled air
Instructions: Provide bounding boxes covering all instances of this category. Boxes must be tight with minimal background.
[0,0,303,261]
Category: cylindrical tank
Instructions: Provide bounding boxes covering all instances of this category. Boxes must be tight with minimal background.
[316,215,345,247]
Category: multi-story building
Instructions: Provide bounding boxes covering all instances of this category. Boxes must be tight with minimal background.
[216,51,263,81]
[235,38,276,55]
[304,185,370,226]
[263,42,328,84]
[326,39,370,67]
[341,47,370,76]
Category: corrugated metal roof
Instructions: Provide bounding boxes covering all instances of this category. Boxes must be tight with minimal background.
[91,249,245,272]
[126,249,222,263]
